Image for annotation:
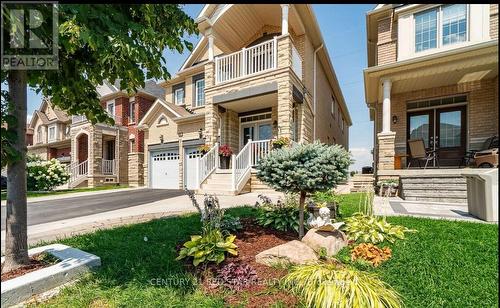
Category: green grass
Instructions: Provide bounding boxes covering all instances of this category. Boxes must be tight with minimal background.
[32,195,498,307]
[1,185,128,200]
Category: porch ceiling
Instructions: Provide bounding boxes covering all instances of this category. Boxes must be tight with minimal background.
[364,41,498,105]
[218,92,277,113]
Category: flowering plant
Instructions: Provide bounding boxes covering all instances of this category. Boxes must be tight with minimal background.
[271,136,290,149]
[27,157,70,191]
[218,144,233,157]
[198,144,211,155]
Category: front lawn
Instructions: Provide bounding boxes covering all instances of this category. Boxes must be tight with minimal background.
[1,185,128,200]
[33,194,498,307]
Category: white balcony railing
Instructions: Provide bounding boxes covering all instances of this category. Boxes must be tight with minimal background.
[215,38,277,84]
[102,159,115,175]
[291,44,302,79]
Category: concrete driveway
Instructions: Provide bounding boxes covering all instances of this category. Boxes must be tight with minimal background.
[1,189,184,230]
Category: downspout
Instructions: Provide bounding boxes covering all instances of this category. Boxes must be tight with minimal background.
[313,44,323,141]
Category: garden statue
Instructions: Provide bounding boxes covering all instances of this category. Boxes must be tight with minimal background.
[307,207,344,231]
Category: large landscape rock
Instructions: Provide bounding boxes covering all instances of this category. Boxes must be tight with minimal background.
[255,240,318,266]
[301,228,348,256]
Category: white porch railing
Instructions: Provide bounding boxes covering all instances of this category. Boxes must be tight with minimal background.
[102,159,115,175]
[72,115,87,124]
[232,139,272,192]
[197,143,219,188]
[215,37,277,84]
[291,44,302,79]
[68,160,88,182]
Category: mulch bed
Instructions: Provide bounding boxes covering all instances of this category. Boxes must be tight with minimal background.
[1,253,59,282]
[178,218,300,308]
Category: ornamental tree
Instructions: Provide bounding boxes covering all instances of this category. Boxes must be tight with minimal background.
[256,141,352,238]
[1,4,197,273]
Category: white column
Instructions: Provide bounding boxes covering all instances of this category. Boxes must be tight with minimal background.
[382,78,392,133]
[207,34,214,61]
[281,4,289,35]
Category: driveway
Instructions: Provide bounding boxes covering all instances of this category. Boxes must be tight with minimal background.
[1,189,184,230]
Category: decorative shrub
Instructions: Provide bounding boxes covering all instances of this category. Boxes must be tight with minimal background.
[351,243,392,267]
[343,213,416,244]
[27,157,69,191]
[218,144,233,157]
[176,230,237,266]
[216,262,258,290]
[198,144,211,155]
[271,136,290,149]
[311,190,342,219]
[256,141,352,238]
[220,215,242,233]
[283,262,402,308]
[256,194,300,233]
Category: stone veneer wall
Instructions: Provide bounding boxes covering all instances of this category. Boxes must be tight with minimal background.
[377,17,397,66]
[491,4,498,39]
[128,152,144,187]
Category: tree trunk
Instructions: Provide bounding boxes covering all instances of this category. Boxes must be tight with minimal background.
[2,70,29,273]
[298,191,306,239]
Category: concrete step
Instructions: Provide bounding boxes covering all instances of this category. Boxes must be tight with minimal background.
[400,177,466,184]
[404,196,467,204]
[196,189,237,196]
[201,183,233,191]
[205,178,232,185]
[402,184,466,191]
[402,190,467,198]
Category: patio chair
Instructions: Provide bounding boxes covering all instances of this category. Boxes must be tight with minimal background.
[407,139,439,169]
[460,135,499,168]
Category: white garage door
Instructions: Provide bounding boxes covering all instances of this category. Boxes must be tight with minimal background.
[184,147,203,190]
[150,150,179,189]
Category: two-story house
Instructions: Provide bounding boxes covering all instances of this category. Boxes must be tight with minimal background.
[364,4,498,203]
[27,99,72,163]
[138,4,352,194]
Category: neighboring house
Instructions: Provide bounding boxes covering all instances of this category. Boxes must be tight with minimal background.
[363,4,498,203]
[138,4,352,194]
[27,98,72,163]
[69,80,165,188]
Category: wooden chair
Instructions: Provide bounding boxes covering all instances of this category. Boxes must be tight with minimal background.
[407,139,439,169]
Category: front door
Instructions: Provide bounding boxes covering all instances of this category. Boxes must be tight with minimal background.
[240,121,273,149]
[407,106,466,166]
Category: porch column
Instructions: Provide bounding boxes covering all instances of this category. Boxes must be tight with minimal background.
[206,30,214,61]
[281,4,289,35]
[382,78,392,133]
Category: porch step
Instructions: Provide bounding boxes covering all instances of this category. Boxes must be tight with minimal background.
[250,174,276,194]
[68,176,88,189]
[350,174,374,192]
[199,171,250,195]
[400,175,467,204]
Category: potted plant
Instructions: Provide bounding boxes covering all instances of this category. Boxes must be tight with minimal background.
[271,137,291,150]
[377,179,399,197]
[218,144,233,169]
[198,144,211,155]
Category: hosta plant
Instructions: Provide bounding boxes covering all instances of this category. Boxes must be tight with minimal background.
[351,243,392,267]
[216,262,258,290]
[283,262,402,308]
[343,213,416,244]
[256,194,300,233]
[220,215,242,233]
[176,229,237,266]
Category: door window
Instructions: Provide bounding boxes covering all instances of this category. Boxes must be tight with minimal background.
[258,124,272,140]
[439,110,462,147]
[243,126,254,145]
[409,114,430,148]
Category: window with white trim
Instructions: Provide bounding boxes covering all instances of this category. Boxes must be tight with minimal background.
[129,139,135,152]
[331,97,336,118]
[37,126,43,143]
[48,124,56,141]
[414,4,467,53]
[174,88,184,105]
[195,79,205,107]
[106,100,115,116]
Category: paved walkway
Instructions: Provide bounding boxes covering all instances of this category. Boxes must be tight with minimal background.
[373,196,490,223]
[1,191,283,254]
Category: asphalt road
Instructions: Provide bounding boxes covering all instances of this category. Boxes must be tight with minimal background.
[1,189,184,230]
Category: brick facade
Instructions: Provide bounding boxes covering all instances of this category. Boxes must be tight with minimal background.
[377,17,397,66]
[491,4,498,40]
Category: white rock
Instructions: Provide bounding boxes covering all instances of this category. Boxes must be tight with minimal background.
[255,240,318,267]
[301,228,348,256]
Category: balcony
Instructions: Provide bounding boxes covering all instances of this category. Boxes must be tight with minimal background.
[72,114,123,126]
[214,37,303,85]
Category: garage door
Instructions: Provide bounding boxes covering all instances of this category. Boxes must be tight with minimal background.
[184,147,203,190]
[150,150,179,189]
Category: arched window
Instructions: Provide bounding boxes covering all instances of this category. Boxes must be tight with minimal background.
[157,115,168,126]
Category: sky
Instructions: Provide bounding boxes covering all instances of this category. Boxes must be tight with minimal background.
[19,4,375,171]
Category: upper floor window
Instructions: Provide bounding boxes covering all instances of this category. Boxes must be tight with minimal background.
[48,124,56,141]
[174,88,184,105]
[129,101,137,123]
[415,4,467,53]
[37,126,43,143]
[106,100,115,116]
[442,4,467,46]
[195,79,205,107]
[331,97,336,118]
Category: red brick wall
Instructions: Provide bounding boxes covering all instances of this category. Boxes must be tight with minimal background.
[26,133,33,146]
[77,134,88,162]
[127,95,154,153]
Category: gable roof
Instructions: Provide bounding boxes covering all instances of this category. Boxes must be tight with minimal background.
[97,79,166,101]
[138,98,192,127]
[29,98,70,128]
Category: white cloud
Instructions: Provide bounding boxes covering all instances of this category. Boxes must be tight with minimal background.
[349,147,373,172]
